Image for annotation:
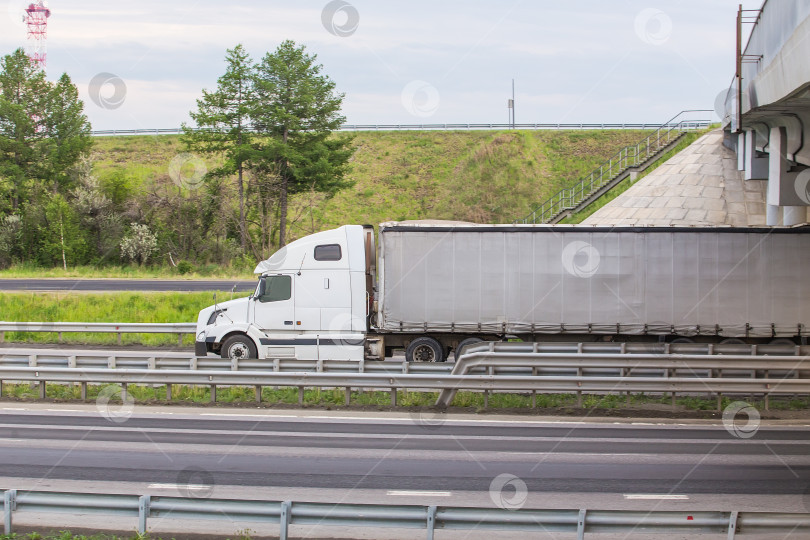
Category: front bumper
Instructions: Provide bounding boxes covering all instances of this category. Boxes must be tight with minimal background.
[195,341,208,357]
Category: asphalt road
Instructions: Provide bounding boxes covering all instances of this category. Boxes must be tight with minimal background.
[2,407,809,497]
[0,278,257,292]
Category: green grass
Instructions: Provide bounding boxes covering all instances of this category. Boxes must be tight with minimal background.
[0,532,250,540]
[3,129,659,277]
[0,263,253,280]
[8,382,810,412]
[0,292,249,346]
[0,533,147,540]
[89,130,651,236]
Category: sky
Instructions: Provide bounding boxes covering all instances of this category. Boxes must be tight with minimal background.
[0,0,763,131]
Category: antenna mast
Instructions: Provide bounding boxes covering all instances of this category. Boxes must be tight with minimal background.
[25,0,51,70]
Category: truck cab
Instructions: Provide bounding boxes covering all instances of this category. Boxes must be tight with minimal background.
[195,225,376,360]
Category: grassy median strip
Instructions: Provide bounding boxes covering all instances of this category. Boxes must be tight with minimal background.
[4,382,809,413]
[0,292,249,346]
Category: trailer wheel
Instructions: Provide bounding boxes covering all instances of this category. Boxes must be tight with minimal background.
[220,334,258,360]
[455,338,483,360]
[406,337,444,363]
[670,337,694,344]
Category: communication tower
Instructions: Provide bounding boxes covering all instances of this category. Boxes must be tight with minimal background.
[25,1,51,70]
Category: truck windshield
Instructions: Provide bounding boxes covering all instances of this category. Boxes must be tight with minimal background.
[257,275,291,303]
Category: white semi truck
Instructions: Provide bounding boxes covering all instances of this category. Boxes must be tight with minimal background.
[195,222,810,362]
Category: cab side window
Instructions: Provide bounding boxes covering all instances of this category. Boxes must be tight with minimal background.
[314,244,342,261]
[257,275,291,302]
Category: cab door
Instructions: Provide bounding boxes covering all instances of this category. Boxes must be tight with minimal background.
[252,274,296,356]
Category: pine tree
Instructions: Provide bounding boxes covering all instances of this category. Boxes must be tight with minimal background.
[183,44,254,252]
[250,40,353,247]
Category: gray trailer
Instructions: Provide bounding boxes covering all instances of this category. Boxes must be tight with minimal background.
[376,223,810,361]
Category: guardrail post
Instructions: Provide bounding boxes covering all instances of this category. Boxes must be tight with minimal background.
[391,388,397,406]
[255,385,262,403]
[280,500,291,540]
[4,489,16,535]
[81,382,87,401]
[764,370,770,410]
[138,494,150,534]
[298,387,304,406]
[727,510,738,539]
[210,385,216,403]
[166,384,172,400]
[345,387,351,405]
[577,508,587,540]
[426,505,437,540]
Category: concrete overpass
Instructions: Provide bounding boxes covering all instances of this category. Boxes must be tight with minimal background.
[722,0,810,225]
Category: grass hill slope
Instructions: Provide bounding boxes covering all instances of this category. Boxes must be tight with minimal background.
[91,129,649,238]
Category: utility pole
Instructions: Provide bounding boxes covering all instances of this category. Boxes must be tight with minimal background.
[507,79,515,129]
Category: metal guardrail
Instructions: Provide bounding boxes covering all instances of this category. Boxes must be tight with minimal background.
[516,110,713,224]
[89,123,681,137]
[0,348,449,375]
[0,359,808,407]
[2,489,809,538]
[435,342,810,407]
[0,322,196,346]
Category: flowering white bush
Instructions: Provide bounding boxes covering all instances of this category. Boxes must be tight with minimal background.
[120,223,157,265]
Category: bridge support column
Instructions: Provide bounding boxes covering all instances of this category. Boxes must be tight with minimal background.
[766,205,782,226]
[736,132,746,171]
[744,129,768,180]
[767,126,807,225]
[783,206,807,226]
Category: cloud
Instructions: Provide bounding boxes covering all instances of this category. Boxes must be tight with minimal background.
[0,0,764,129]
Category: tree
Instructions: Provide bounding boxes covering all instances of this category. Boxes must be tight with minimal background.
[0,48,92,202]
[250,40,354,246]
[40,73,94,193]
[183,44,254,252]
[0,48,49,208]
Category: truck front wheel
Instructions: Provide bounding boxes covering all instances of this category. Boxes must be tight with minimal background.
[406,337,444,363]
[220,334,258,360]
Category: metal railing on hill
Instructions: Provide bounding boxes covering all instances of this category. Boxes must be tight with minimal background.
[89,122,680,137]
[516,110,713,225]
[4,489,809,538]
